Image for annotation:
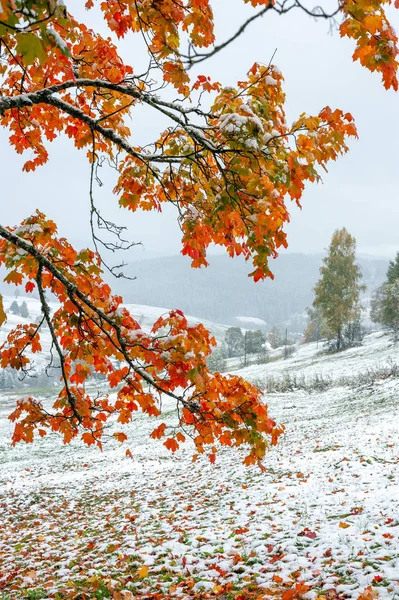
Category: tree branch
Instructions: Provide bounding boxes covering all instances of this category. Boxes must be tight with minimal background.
[0,224,186,405]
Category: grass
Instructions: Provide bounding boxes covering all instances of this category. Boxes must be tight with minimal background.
[251,359,399,393]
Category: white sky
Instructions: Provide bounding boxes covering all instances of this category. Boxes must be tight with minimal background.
[1,0,399,260]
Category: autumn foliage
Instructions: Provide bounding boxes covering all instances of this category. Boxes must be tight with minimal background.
[0,0,397,463]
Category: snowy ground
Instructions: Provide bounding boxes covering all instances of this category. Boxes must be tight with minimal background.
[237,331,398,384]
[1,332,399,598]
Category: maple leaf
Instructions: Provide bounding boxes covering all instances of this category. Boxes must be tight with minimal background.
[82,432,96,446]
[0,295,6,327]
[298,528,317,539]
[150,423,167,440]
[358,586,379,600]
[282,582,310,600]
[164,437,179,452]
[138,565,149,578]
[4,271,23,286]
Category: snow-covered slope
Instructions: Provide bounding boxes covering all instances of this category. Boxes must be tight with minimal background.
[123,301,230,343]
[1,331,399,598]
[238,331,398,384]
[0,295,230,380]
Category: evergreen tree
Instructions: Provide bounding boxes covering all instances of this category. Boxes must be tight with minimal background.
[0,368,15,390]
[206,348,227,373]
[371,259,399,341]
[343,318,364,346]
[225,327,244,358]
[19,301,29,319]
[9,300,20,316]
[245,330,266,355]
[386,253,399,284]
[241,330,267,367]
[0,369,6,390]
[313,228,365,351]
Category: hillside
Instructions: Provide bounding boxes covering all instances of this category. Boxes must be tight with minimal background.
[1,331,399,598]
[0,254,388,334]
[105,253,388,330]
[0,295,231,388]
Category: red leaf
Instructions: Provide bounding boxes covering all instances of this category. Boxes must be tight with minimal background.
[298,528,317,539]
[164,437,179,452]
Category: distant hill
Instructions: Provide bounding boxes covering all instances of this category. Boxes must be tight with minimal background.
[0,296,230,390]
[108,253,389,332]
[0,253,389,334]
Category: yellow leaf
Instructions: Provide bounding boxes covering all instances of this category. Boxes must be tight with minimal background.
[339,521,351,529]
[0,294,6,326]
[138,565,149,578]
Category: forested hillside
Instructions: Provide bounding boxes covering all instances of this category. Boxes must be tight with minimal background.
[111,254,388,329]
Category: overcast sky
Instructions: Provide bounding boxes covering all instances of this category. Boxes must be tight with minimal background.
[1,0,399,262]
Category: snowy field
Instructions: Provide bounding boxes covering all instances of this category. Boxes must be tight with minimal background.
[1,330,399,598]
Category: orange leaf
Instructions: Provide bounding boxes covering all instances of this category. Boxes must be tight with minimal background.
[82,432,96,446]
[358,586,378,600]
[151,423,167,440]
[164,437,179,452]
[282,592,296,600]
[0,295,6,327]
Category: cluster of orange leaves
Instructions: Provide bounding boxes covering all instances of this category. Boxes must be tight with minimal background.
[0,212,283,465]
[116,63,358,280]
[340,0,399,90]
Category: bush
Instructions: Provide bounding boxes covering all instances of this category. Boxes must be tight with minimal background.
[206,348,227,373]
